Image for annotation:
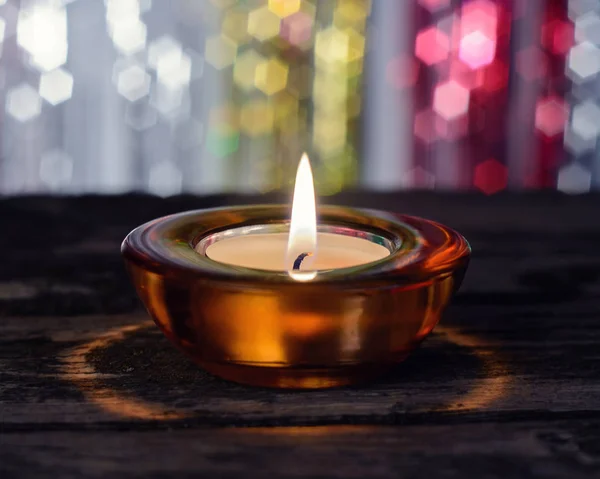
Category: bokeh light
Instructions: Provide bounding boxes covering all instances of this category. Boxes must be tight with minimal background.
[39,68,73,106]
[415,27,450,66]
[6,84,42,122]
[0,0,598,195]
[535,96,569,138]
[433,80,470,121]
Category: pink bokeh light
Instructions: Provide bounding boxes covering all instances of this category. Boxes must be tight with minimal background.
[459,30,496,69]
[280,11,313,46]
[535,96,569,138]
[415,27,450,66]
[433,80,471,120]
[457,0,498,70]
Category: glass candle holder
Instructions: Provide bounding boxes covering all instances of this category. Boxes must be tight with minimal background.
[121,205,470,389]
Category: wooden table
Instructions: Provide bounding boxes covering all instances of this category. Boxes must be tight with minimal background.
[1,193,600,478]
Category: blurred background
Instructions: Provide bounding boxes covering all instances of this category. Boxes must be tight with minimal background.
[0,0,598,196]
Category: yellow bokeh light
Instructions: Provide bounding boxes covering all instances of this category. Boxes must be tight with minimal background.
[313,116,347,156]
[268,0,301,18]
[274,92,303,133]
[248,6,281,42]
[233,49,266,90]
[222,10,250,43]
[334,0,369,27]
[240,99,275,136]
[313,74,348,111]
[205,35,237,70]
[315,27,365,66]
[255,58,289,95]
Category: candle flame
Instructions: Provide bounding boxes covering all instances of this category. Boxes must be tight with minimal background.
[287,153,317,281]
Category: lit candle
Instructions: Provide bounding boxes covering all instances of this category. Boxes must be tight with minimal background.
[204,154,390,278]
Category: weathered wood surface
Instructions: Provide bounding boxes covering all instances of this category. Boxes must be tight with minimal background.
[1,192,600,478]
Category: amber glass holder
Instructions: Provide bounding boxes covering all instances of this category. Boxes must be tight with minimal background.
[122,205,470,389]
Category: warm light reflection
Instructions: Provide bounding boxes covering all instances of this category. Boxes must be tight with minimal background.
[287,153,317,281]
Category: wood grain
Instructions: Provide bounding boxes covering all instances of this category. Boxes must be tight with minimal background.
[1,193,600,477]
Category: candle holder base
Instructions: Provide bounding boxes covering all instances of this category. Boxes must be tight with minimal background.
[198,356,410,389]
[122,205,470,390]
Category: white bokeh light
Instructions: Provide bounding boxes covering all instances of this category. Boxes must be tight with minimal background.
[17,4,68,72]
[567,41,600,83]
[156,50,191,90]
[148,161,183,197]
[557,162,592,194]
[109,17,147,56]
[105,0,141,26]
[571,100,600,140]
[6,83,42,122]
[574,11,600,45]
[39,68,74,105]
[568,0,598,21]
[148,35,182,69]
[116,64,151,102]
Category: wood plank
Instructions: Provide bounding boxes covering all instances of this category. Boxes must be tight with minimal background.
[1,194,600,477]
[1,423,599,478]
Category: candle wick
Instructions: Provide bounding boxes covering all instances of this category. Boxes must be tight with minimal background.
[292,252,313,270]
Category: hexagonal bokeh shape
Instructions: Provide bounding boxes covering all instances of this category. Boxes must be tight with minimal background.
[568,0,598,21]
[567,41,600,83]
[205,35,237,70]
[6,83,42,122]
[148,35,182,70]
[575,11,600,45]
[17,4,68,72]
[248,6,281,41]
[334,0,368,25]
[433,80,470,121]
[234,50,266,91]
[116,64,151,102]
[240,100,275,136]
[474,158,507,195]
[557,162,591,194]
[459,30,496,69]
[39,68,73,106]
[157,51,192,90]
[315,27,365,65]
[222,10,251,43]
[281,11,313,47]
[39,149,73,189]
[148,161,183,197]
[268,0,301,18]
[571,100,600,141]
[415,27,449,66]
[535,96,568,138]
[110,18,147,56]
[542,19,574,55]
[255,58,289,95]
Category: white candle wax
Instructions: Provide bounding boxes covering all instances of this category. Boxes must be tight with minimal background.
[204,232,390,271]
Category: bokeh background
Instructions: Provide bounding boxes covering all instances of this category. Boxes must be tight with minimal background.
[0,0,598,196]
